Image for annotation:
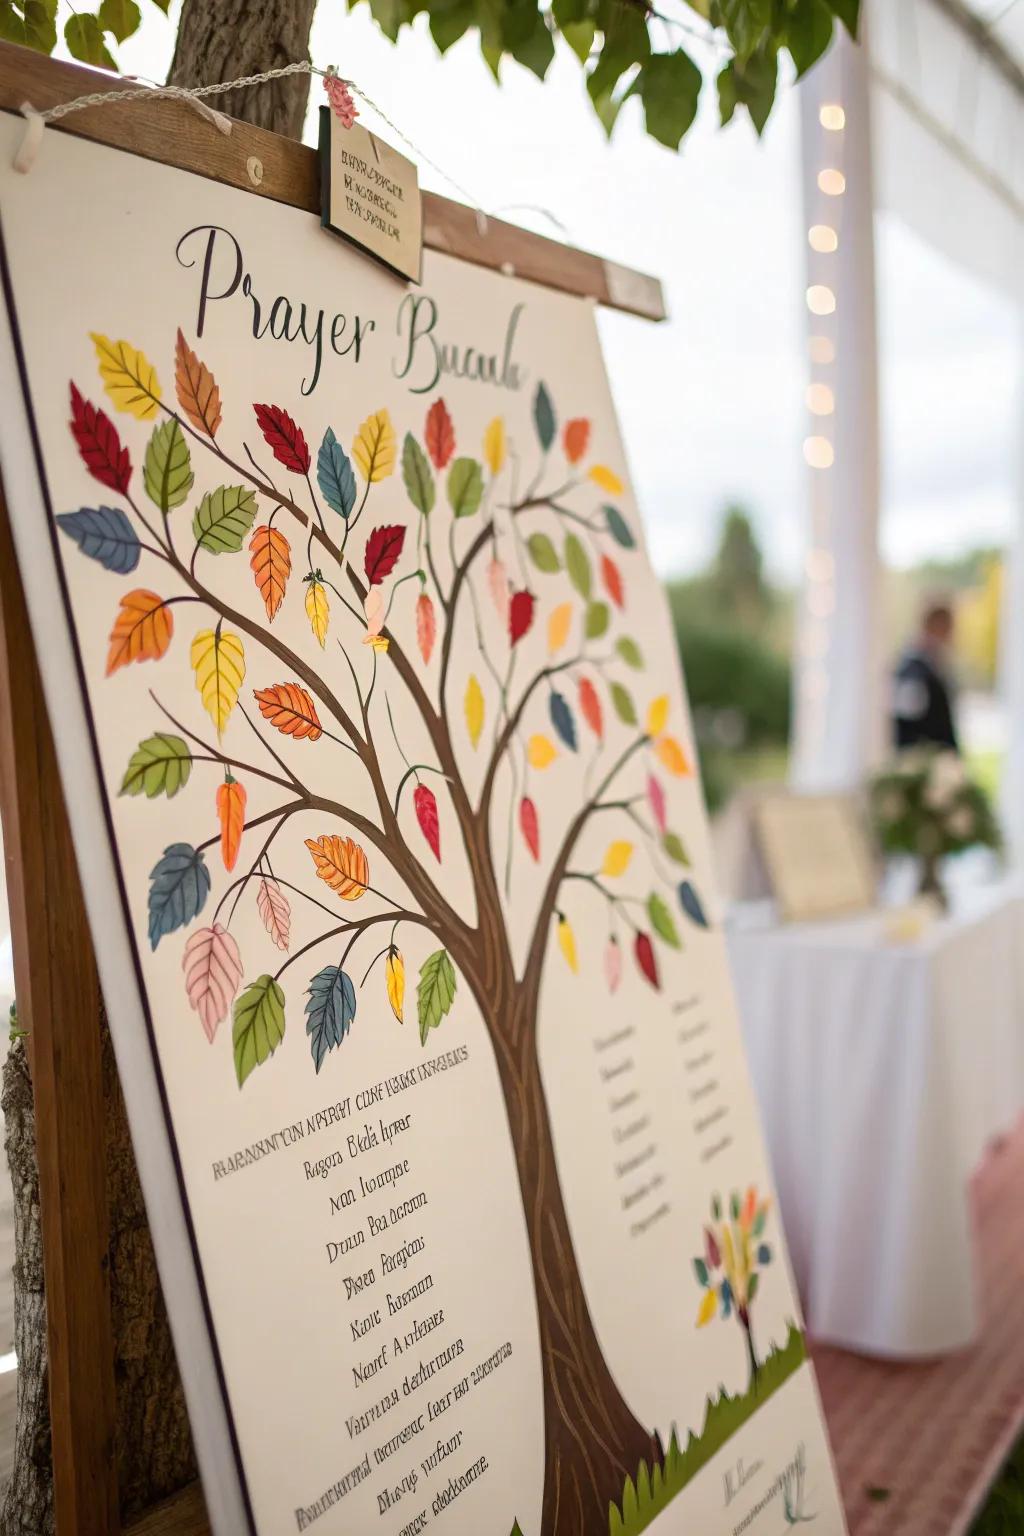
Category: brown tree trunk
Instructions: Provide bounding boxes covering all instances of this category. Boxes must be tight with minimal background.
[167,0,319,140]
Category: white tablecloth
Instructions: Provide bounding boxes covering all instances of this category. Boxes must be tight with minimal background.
[728,878,1024,1357]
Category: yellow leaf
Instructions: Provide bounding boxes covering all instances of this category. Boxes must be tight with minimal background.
[304,579,329,648]
[696,1288,718,1328]
[557,917,578,973]
[547,601,573,656]
[365,634,390,653]
[527,734,557,770]
[465,674,485,748]
[589,464,624,495]
[655,735,691,777]
[483,417,506,475]
[646,695,669,736]
[352,409,396,483]
[90,332,161,420]
[601,840,633,877]
[190,628,245,738]
[722,1224,737,1290]
[386,949,404,1023]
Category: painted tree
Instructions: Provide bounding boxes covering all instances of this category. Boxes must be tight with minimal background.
[59,324,715,1533]
[693,1186,773,1389]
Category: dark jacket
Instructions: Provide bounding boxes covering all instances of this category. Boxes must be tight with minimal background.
[892,646,958,751]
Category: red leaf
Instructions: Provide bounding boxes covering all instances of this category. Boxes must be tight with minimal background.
[647,773,667,835]
[425,398,455,469]
[519,796,540,862]
[69,382,131,493]
[413,783,440,860]
[364,524,406,586]
[634,931,660,990]
[705,1226,721,1268]
[601,554,625,609]
[578,676,603,740]
[509,589,535,646]
[253,403,310,474]
[563,417,591,465]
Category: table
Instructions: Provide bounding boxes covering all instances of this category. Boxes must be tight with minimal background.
[727,877,1024,1357]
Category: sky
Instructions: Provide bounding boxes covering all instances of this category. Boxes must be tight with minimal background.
[79,0,1020,583]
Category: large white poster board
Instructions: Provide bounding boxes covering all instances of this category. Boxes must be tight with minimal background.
[0,114,845,1536]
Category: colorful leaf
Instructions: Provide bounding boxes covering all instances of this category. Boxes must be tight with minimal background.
[56,505,139,574]
[69,382,131,493]
[578,676,603,739]
[254,682,323,740]
[549,691,577,751]
[519,796,540,861]
[564,533,592,599]
[655,735,690,776]
[527,532,561,573]
[402,432,435,515]
[601,840,633,877]
[647,773,667,834]
[605,505,636,549]
[143,418,193,514]
[557,915,578,973]
[90,332,160,419]
[414,782,441,861]
[416,591,436,664]
[249,524,291,621]
[353,408,396,482]
[646,695,669,737]
[696,1288,718,1328]
[663,832,690,866]
[425,398,455,469]
[678,880,709,928]
[509,589,535,646]
[106,589,173,675]
[317,427,356,517]
[417,949,456,1046]
[584,600,610,640]
[757,1244,772,1266]
[193,486,258,554]
[610,681,637,727]
[447,457,484,518]
[305,578,330,648]
[253,402,310,474]
[386,949,404,1023]
[191,627,245,736]
[634,930,659,989]
[465,674,485,748]
[604,935,622,992]
[182,923,242,1043]
[256,877,291,951]
[483,417,506,475]
[304,835,369,900]
[216,775,246,871]
[601,553,625,609]
[648,891,681,949]
[694,1256,709,1286]
[563,417,590,464]
[120,733,191,798]
[148,842,210,949]
[233,974,285,1087]
[305,965,356,1072]
[174,329,221,438]
[616,636,644,670]
[527,734,557,769]
[534,382,556,450]
[705,1226,722,1268]
[548,602,572,655]
[364,523,406,585]
[590,464,624,495]
[720,1279,733,1318]
[364,586,385,637]
[487,556,510,625]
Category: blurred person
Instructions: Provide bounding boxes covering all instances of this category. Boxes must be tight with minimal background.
[891,598,959,751]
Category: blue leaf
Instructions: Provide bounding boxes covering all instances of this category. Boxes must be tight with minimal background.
[604,504,636,549]
[678,879,709,928]
[56,506,140,573]
[317,428,356,518]
[534,382,556,451]
[147,843,210,949]
[757,1243,772,1266]
[305,964,356,1073]
[549,690,577,752]
[720,1279,732,1317]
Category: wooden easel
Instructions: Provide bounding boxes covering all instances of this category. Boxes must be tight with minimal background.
[0,42,664,1534]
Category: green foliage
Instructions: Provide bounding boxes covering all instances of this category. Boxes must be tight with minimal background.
[870,749,1001,861]
[608,1324,807,1536]
[971,1433,1024,1534]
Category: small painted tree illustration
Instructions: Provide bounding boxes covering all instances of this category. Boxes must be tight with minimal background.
[56,327,718,1535]
[694,1187,773,1390]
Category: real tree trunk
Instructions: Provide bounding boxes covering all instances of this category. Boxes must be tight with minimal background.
[167,0,319,140]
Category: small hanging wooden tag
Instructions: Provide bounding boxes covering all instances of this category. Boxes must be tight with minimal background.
[319,108,422,284]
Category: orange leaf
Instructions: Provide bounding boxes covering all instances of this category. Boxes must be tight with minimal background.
[249,524,292,622]
[655,735,691,777]
[253,682,322,740]
[563,417,590,464]
[578,676,603,740]
[175,328,222,438]
[216,777,247,872]
[304,834,369,901]
[601,553,625,610]
[106,589,173,675]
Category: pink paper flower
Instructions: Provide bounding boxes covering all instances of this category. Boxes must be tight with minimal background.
[324,75,358,129]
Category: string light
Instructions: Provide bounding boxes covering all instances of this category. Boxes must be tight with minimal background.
[817,168,846,195]
[809,335,835,364]
[808,224,838,252]
[819,103,845,130]
[806,382,835,415]
[806,284,836,315]
[803,436,834,469]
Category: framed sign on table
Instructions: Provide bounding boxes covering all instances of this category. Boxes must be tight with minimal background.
[0,49,846,1536]
[753,792,878,924]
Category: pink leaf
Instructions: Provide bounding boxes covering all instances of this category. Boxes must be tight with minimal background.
[647,773,667,835]
[519,796,540,862]
[182,923,243,1043]
[414,783,440,860]
[487,556,510,626]
[364,523,406,585]
[253,403,310,474]
[257,876,291,951]
[416,591,436,664]
[425,398,455,469]
[604,935,622,993]
[509,589,535,646]
[364,586,385,637]
[705,1226,721,1268]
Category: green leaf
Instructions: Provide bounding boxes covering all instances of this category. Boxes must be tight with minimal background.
[1,0,57,50]
[609,681,637,726]
[628,49,701,150]
[615,635,644,670]
[786,0,833,76]
[144,419,193,514]
[192,486,257,554]
[721,46,778,135]
[752,1207,767,1237]
[748,1271,760,1302]
[564,532,592,599]
[64,11,115,65]
[233,975,286,1088]
[511,10,555,77]
[711,1194,721,1220]
[98,0,140,41]
[429,0,474,51]
[417,948,457,1046]
[527,531,561,573]
[827,0,859,37]
[586,0,649,101]
[534,382,556,450]
[604,504,636,548]
[648,891,681,949]
[694,1256,709,1286]
[730,1192,741,1220]
[562,20,595,62]
[402,432,436,515]
[584,599,609,639]
[447,457,484,518]
[662,831,690,866]
[719,0,771,62]
[120,733,192,799]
